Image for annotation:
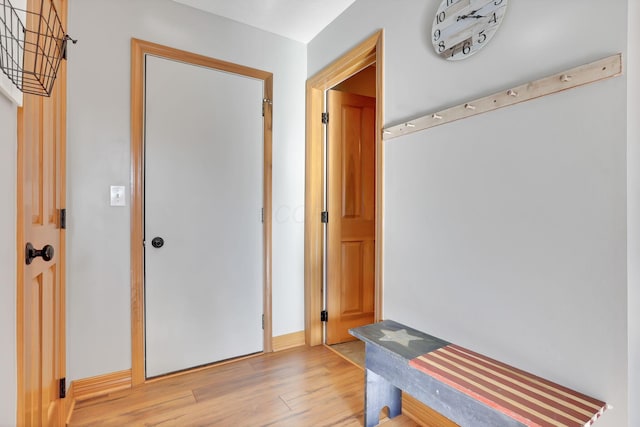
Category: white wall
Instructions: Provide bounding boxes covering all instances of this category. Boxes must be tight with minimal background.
[309,1,629,426]
[66,0,306,382]
[627,0,640,425]
[0,95,17,426]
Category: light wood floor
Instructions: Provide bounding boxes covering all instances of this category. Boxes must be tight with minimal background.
[68,345,421,426]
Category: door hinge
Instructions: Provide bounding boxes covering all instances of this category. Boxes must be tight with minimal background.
[60,208,66,229]
[261,208,264,223]
[321,112,329,124]
[59,377,66,399]
[321,310,328,322]
[263,98,272,116]
[262,314,264,330]
[321,211,329,224]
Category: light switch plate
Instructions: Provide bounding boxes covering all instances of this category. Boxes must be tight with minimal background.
[110,185,126,206]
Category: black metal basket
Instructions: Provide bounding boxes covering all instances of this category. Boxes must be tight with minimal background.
[0,0,73,97]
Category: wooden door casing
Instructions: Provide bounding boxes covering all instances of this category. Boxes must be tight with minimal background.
[304,31,382,347]
[16,0,67,425]
[130,39,274,385]
[326,90,376,345]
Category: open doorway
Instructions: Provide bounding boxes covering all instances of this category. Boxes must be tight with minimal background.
[325,66,377,346]
[304,30,383,349]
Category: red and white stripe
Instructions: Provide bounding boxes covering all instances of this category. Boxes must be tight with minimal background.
[409,344,607,427]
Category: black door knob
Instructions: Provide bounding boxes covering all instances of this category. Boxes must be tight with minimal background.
[151,237,164,248]
[25,243,54,265]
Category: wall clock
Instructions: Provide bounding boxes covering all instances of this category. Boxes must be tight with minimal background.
[432,0,508,61]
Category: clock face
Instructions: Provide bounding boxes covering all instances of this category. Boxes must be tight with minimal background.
[432,0,508,61]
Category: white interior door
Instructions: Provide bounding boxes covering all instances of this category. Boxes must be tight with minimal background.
[144,55,264,378]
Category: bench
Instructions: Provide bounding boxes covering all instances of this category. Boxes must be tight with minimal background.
[350,320,608,427]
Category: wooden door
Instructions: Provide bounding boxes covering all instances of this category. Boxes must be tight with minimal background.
[326,90,376,344]
[17,0,66,424]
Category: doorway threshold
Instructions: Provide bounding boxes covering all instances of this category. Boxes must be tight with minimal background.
[326,340,365,369]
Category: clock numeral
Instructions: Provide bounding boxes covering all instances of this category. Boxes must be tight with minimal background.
[433,29,441,42]
[447,0,455,6]
[462,40,471,55]
[440,37,473,58]
[436,11,446,24]
[494,0,503,5]
[478,30,487,43]
[488,12,498,24]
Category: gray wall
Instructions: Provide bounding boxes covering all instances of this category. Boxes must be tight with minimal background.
[309,1,629,426]
[66,0,307,382]
[0,95,17,427]
[627,0,640,425]
[1,1,634,424]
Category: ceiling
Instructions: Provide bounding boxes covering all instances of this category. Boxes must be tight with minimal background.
[172,0,356,44]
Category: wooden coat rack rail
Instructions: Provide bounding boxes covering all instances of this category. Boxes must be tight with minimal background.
[383,53,623,140]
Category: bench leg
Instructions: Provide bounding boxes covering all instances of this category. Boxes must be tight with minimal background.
[365,368,402,427]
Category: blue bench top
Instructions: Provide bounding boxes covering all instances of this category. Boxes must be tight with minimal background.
[350,320,608,427]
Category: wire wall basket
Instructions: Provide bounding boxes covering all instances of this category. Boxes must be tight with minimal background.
[0,0,75,97]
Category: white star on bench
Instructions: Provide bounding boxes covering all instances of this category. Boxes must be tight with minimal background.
[379,329,423,347]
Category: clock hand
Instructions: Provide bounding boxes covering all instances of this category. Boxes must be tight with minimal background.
[456,10,483,21]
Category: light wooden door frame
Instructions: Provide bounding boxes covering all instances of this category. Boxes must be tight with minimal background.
[304,30,384,346]
[16,0,67,424]
[130,39,273,385]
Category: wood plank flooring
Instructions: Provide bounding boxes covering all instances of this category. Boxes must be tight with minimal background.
[68,345,421,426]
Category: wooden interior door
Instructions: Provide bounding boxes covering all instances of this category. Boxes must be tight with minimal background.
[326,90,376,345]
[17,0,66,424]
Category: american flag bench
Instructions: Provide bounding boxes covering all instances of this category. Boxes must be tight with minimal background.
[350,320,608,427]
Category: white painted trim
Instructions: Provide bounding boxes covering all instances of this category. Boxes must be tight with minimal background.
[0,0,25,105]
